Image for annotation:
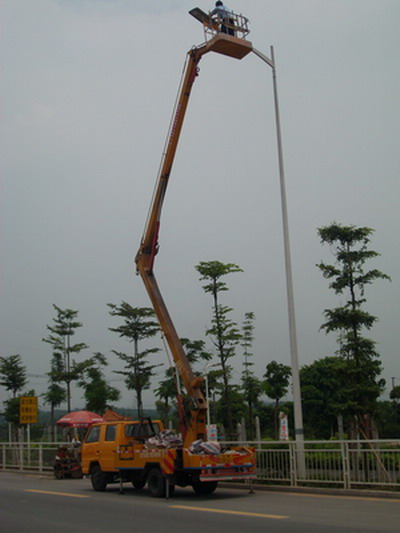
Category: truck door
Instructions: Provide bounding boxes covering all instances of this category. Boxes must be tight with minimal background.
[98,424,118,472]
[81,424,101,473]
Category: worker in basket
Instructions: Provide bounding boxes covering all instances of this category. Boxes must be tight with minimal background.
[211,1,236,36]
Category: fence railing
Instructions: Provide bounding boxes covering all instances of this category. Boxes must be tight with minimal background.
[0,442,68,473]
[224,439,400,490]
[1,439,399,491]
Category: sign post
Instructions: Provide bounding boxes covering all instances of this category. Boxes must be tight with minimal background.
[19,396,38,468]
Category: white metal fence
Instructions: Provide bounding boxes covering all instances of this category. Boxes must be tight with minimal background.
[1,439,399,491]
[0,442,67,473]
[250,439,400,490]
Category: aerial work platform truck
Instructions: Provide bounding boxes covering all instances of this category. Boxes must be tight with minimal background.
[81,7,256,497]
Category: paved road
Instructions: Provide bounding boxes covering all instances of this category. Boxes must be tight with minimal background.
[1,472,399,533]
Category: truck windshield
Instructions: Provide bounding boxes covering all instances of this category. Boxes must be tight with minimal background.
[85,426,100,443]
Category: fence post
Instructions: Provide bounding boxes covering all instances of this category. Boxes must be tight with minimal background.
[241,417,247,441]
[255,416,261,442]
[289,441,297,486]
[341,441,350,489]
[236,422,241,441]
[39,443,43,473]
[19,442,24,471]
[2,444,5,470]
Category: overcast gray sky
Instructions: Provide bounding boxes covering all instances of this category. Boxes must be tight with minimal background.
[1,0,399,412]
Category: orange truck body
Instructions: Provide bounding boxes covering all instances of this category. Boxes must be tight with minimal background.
[81,420,256,496]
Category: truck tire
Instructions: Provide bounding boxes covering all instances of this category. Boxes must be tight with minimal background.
[148,468,166,497]
[53,464,64,480]
[90,464,108,492]
[192,480,218,495]
[132,478,146,490]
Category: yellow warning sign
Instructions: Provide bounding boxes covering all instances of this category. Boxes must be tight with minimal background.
[19,396,38,424]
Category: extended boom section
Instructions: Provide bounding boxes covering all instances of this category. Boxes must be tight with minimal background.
[137,44,208,273]
[136,44,209,447]
[135,33,252,446]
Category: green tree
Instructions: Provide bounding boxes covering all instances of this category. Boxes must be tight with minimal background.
[181,338,212,367]
[43,305,89,411]
[155,367,178,425]
[3,397,20,426]
[263,360,291,439]
[108,302,161,418]
[42,352,67,440]
[0,354,27,398]
[374,400,400,439]
[195,260,243,436]
[213,385,246,433]
[155,338,212,429]
[317,223,390,437]
[241,312,255,374]
[79,353,120,413]
[240,312,262,437]
[241,373,262,437]
[390,386,400,403]
[3,388,35,441]
[300,356,348,439]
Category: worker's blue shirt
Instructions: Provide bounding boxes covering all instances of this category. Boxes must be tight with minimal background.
[211,5,233,19]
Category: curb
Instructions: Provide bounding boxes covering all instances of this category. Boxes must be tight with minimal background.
[221,482,400,500]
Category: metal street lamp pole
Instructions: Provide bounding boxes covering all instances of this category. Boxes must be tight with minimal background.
[204,362,217,433]
[252,46,305,455]
[187,9,304,447]
[205,373,211,429]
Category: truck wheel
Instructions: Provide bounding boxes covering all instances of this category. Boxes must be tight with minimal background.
[132,478,146,490]
[148,468,166,498]
[192,480,218,495]
[90,464,108,492]
[147,469,175,497]
[53,464,64,479]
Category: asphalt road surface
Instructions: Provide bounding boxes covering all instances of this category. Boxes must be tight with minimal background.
[1,472,399,533]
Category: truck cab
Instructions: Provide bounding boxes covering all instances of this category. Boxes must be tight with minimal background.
[81,419,164,492]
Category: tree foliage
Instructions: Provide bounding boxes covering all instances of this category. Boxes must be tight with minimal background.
[108,302,161,417]
[155,367,177,425]
[300,356,349,438]
[78,352,120,413]
[155,338,212,428]
[241,312,255,374]
[43,305,89,411]
[263,360,291,439]
[240,312,262,437]
[42,352,67,440]
[196,260,243,298]
[195,260,243,436]
[0,354,27,398]
[213,385,246,433]
[317,223,389,436]
[390,386,400,403]
[3,397,20,426]
[3,388,35,440]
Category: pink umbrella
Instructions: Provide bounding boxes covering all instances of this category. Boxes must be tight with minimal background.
[56,410,104,428]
